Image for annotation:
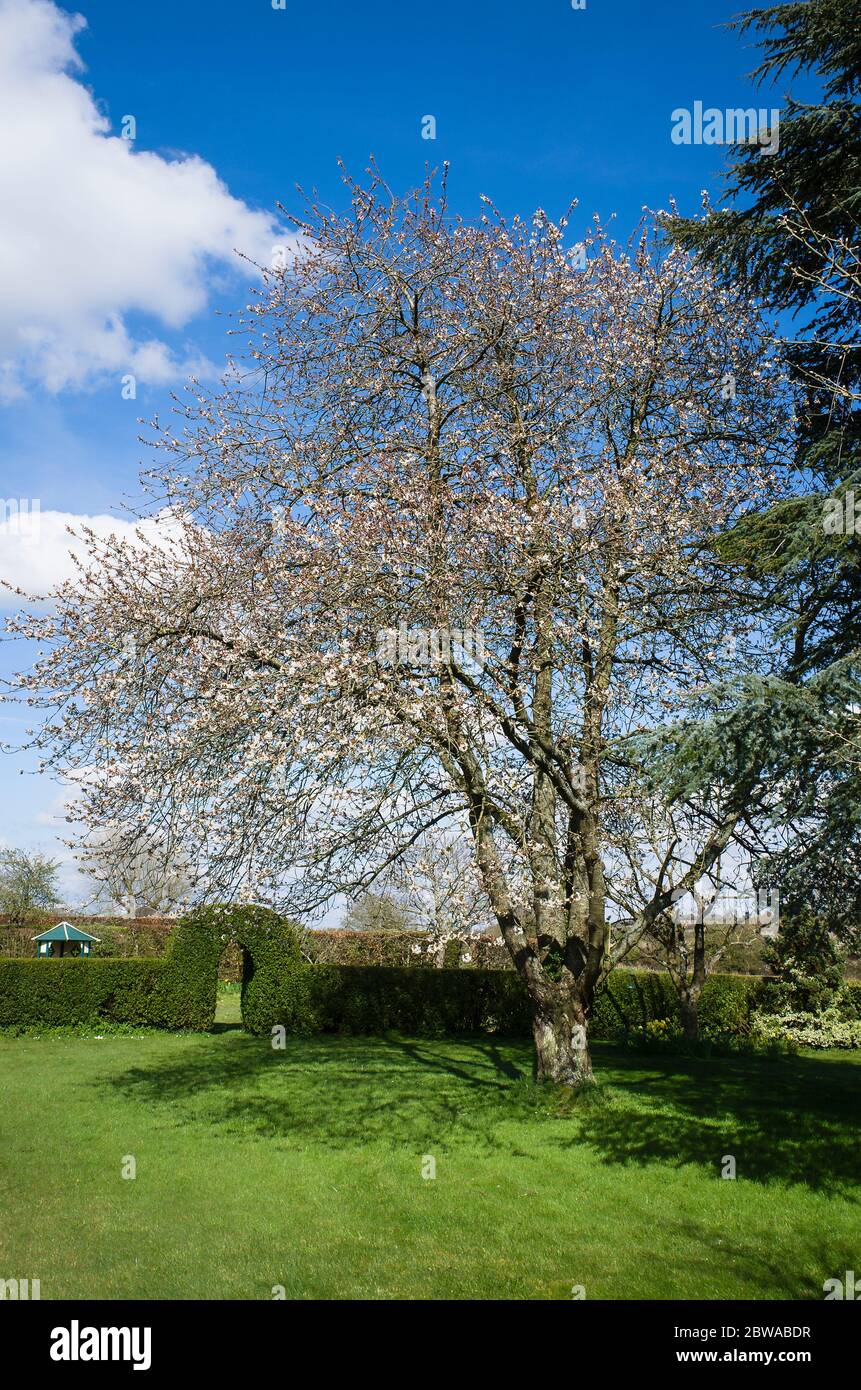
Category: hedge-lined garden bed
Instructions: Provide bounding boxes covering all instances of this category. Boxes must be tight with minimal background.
[264,961,861,1047]
[2,904,859,1045]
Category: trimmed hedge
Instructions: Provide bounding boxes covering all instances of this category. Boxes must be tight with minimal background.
[0,945,216,1032]
[589,969,763,1040]
[307,929,513,971]
[0,958,170,1029]
[146,917,220,1029]
[247,963,533,1037]
[590,970,678,1039]
[243,956,768,1042]
[147,903,306,1032]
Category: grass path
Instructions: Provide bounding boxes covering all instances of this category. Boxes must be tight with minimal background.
[1,1023,858,1299]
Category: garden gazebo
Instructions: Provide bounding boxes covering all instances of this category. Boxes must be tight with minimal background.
[33,922,100,958]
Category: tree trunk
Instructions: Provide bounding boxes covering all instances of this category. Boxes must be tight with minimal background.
[679,988,699,1042]
[679,922,706,1042]
[532,994,594,1086]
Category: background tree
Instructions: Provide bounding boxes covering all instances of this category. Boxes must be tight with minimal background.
[0,848,61,923]
[7,170,790,1085]
[665,0,860,441]
[343,891,409,933]
[607,797,775,1039]
[663,0,861,928]
[370,825,496,936]
[642,883,773,1040]
[77,826,194,919]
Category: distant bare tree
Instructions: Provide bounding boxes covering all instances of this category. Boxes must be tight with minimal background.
[384,826,496,936]
[343,891,410,932]
[78,827,194,919]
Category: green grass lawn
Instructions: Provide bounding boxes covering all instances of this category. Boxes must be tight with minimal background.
[1,1006,858,1300]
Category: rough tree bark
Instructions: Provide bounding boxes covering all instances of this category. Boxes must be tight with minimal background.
[677,920,706,1041]
[531,984,594,1085]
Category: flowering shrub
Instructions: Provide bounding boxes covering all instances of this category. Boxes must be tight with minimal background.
[643,1018,678,1040]
[751,1004,861,1050]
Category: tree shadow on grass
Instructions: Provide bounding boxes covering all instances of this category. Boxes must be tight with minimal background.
[654,1219,857,1299]
[100,1034,861,1191]
[103,1032,532,1155]
[567,1047,861,1195]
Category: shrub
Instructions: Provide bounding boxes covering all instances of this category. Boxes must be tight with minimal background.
[761,908,846,1014]
[587,970,762,1041]
[589,970,680,1038]
[751,1004,861,1050]
[844,980,861,1019]
[749,978,861,1050]
[697,974,762,1038]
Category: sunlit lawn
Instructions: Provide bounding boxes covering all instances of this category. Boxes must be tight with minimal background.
[1,1001,858,1300]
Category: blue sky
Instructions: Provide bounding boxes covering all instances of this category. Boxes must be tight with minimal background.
[0,0,815,895]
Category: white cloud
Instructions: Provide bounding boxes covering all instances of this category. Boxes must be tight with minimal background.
[0,0,288,397]
[0,506,187,604]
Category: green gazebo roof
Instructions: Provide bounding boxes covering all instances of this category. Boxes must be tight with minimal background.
[32,922,101,943]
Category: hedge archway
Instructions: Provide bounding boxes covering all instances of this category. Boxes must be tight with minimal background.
[165,904,304,1032]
